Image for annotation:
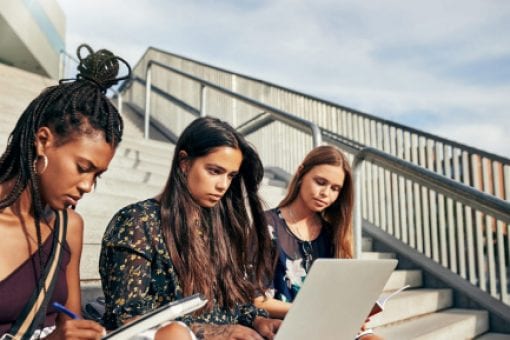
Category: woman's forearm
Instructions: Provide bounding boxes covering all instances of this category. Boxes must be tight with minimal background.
[254,296,291,319]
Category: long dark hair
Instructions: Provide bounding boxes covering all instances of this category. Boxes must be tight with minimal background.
[279,145,354,258]
[160,117,272,310]
[0,43,130,293]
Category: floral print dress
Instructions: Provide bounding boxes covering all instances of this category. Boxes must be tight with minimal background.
[99,198,267,330]
[265,208,333,302]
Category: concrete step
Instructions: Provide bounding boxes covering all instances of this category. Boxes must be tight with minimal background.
[76,192,140,218]
[0,125,175,163]
[261,176,287,189]
[259,186,287,209]
[93,177,161,203]
[384,270,422,291]
[362,237,373,252]
[109,155,170,177]
[100,167,167,187]
[368,288,452,327]
[82,214,115,245]
[120,136,175,156]
[116,144,173,167]
[80,280,103,308]
[119,101,174,143]
[375,309,489,340]
[81,244,102,280]
[361,252,397,260]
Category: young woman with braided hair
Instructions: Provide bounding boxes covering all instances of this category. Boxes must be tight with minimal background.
[0,44,131,339]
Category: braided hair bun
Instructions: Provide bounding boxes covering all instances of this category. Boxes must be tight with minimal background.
[0,43,130,211]
[74,44,131,93]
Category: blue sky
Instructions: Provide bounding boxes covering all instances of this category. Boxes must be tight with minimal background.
[57,0,510,157]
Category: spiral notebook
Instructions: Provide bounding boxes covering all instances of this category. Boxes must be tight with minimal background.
[102,294,207,340]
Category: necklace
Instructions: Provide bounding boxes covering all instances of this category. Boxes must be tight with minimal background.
[286,206,322,241]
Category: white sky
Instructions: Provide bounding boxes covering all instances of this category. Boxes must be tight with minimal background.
[57,0,510,158]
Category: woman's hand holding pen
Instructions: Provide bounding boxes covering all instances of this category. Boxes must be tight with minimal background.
[50,302,106,340]
[59,319,106,340]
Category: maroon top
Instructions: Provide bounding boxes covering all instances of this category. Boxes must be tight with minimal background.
[0,232,71,335]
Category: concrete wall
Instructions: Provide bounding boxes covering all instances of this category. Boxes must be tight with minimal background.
[0,0,65,79]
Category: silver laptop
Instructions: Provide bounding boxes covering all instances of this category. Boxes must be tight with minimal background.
[275,259,398,340]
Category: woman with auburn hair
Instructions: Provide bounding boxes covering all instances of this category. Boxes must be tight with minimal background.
[100,117,280,339]
[255,145,382,339]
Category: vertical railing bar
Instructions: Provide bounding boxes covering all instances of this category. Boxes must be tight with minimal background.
[353,157,363,259]
[383,124,393,236]
[453,148,466,277]
[403,131,412,245]
[363,119,374,225]
[370,120,381,229]
[473,154,486,291]
[144,63,152,140]
[397,129,406,241]
[427,139,439,262]
[463,152,477,285]
[420,137,430,255]
[376,122,386,232]
[507,229,510,305]
[411,133,421,250]
[483,159,497,296]
[444,144,457,272]
[358,118,370,222]
[436,142,448,267]
[390,127,398,236]
[494,162,508,303]
[486,212,497,297]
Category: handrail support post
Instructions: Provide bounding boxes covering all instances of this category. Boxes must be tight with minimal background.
[352,157,364,259]
[200,85,207,117]
[144,64,152,139]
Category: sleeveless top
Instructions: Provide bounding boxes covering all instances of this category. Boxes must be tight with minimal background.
[0,223,71,336]
[265,208,333,302]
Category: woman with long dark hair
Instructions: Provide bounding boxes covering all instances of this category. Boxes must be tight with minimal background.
[100,117,280,339]
[0,45,128,339]
[255,145,381,339]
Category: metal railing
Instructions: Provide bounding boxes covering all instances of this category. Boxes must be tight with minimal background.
[122,52,510,305]
[143,60,322,146]
[353,147,510,304]
[123,47,510,206]
[59,50,123,112]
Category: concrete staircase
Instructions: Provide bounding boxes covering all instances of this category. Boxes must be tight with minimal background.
[1,63,508,339]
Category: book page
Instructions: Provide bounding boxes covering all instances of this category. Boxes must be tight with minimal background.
[368,284,410,317]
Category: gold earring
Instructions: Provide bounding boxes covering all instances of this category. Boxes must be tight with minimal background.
[33,155,48,175]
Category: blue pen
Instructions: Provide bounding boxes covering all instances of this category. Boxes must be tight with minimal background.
[52,302,80,319]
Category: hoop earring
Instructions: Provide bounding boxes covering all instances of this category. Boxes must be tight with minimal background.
[33,155,48,175]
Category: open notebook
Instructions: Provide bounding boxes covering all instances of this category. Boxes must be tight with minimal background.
[275,259,397,340]
[102,294,207,340]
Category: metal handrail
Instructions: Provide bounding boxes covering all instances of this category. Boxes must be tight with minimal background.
[59,49,122,112]
[143,60,322,146]
[132,55,510,305]
[352,147,510,258]
[139,47,510,165]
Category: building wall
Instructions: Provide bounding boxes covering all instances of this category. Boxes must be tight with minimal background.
[0,0,65,79]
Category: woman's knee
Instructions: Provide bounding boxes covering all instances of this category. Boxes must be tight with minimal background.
[155,322,193,340]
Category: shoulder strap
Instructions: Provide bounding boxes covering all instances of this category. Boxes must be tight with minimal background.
[9,210,68,340]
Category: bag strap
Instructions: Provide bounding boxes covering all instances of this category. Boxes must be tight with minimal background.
[9,209,68,340]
